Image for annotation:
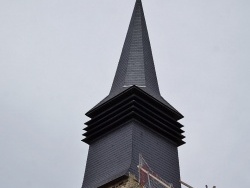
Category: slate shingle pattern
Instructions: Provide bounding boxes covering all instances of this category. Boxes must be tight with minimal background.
[130,122,181,188]
[91,0,180,115]
[82,121,182,188]
[81,0,185,187]
[82,124,133,188]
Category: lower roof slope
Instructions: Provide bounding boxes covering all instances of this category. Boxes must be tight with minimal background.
[82,121,182,188]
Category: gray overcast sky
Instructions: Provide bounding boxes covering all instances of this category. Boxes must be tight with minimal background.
[0,0,249,187]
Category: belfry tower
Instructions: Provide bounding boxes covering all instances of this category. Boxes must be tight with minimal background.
[82,0,185,187]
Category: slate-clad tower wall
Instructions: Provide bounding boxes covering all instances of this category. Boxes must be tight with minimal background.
[129,122,181,188]
[81,1,185,187]
[83,123,133,187]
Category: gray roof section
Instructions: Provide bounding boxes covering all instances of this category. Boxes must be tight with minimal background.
[81,123,133,188]
[81,121,181,188]
[91,0,179,114]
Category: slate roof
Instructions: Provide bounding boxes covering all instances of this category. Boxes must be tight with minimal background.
[82,121,182,188]
[81,1,185,187]
[90,0,182,116]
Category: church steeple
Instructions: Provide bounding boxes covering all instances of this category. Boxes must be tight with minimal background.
[81,1,185,188]
[92,0,181,115]
[110,0,159,95]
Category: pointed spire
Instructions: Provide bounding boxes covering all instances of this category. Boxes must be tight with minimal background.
[90,0,181,114]
[110,0,160,96]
